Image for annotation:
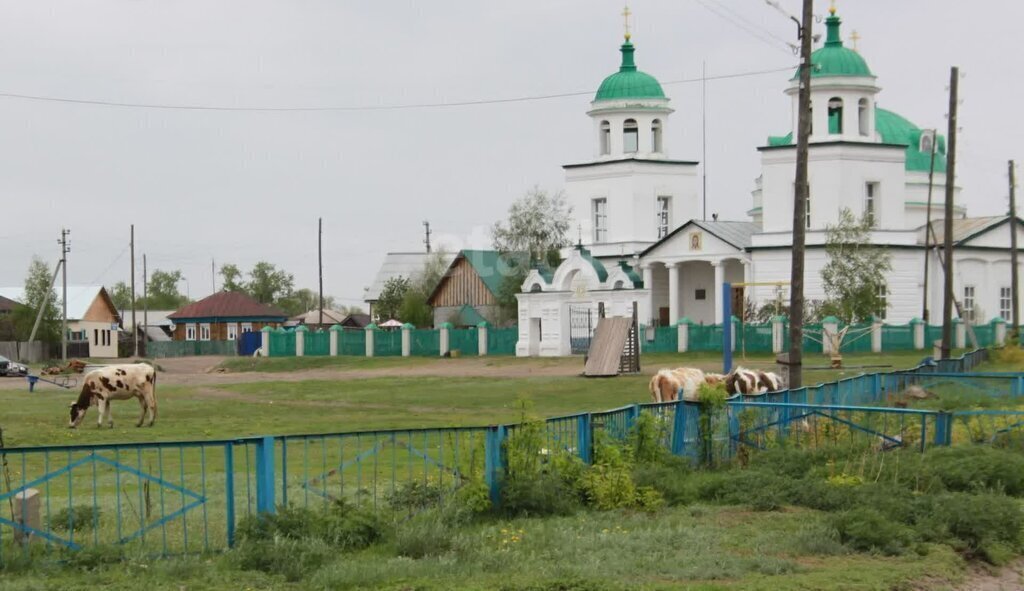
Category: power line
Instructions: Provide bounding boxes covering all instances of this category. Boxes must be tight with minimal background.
[690,0,795,55]
[0,66,795,113]
[703,0,796,50]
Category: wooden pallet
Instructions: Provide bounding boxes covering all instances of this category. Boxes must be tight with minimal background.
[583,317,634,377]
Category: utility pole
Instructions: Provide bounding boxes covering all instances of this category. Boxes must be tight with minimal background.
[211,258,216,295]
[941,66,959,360]
[423,221,432,254]
[143,254,148,356]
[786,0,813,389]
[60,228,70,361]
[131,224,138,357]
[1010,160,1019,342]
[921,129,938,323]
[318,217,324,327]
[702,60,708,221]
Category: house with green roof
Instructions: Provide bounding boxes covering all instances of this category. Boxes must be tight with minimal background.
[426,250,525,327]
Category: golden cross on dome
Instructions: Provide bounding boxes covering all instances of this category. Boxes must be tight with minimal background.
[829,0,837,15]
[622,5,633,41]
[850,29,861,50]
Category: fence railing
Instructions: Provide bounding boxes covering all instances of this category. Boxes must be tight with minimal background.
[0,349,1009,562]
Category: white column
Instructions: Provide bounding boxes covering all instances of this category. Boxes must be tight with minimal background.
[912,320,925,350]
[995,320,1007,346]
[478,324,488,356]
[329,327,339,356]
[439,323,451,356]
[743,259,754,309]
[295,329,305,357]
[871,319,882,353]
[260,327,271,357]
[955,320,966,349]
[641,264,654,325]
[667,263,679,325]
[713,261,725,325]
[401,325,411,357]
[822,318,839,355]
[771,316,785,353]
[677,321,689,353]
[365,326,375,357]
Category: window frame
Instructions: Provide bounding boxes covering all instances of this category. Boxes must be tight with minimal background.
[876,284,888,321]
[592,198,608,242]
[1000,287,1012,321]
[241,322,254,333]
[599,121,611,155]
[651,119,663,153]
[656,196,671,239]
[226,323,238,341]
[623,119,639,154]
[199,323,212,341]
[185,324,197,341]
[865,182,879,228]
[963,286,976,324]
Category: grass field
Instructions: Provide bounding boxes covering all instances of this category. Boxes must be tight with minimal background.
[0,348,1018,590]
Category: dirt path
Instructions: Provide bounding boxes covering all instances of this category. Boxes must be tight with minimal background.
[952,560,1024,591]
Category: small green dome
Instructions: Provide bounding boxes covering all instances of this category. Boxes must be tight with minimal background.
[875,108,947,173]
[792,12,872,80]
[594,39,665,101]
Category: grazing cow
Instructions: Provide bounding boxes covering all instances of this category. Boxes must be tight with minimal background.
[724,367,760,395]
[649,367,706,403]
[68,364,157,429]
[756,371,784,393]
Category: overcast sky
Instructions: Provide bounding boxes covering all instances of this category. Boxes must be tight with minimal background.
[0,0,1020,308]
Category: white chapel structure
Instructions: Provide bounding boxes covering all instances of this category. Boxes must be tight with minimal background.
[516,6,1023,357]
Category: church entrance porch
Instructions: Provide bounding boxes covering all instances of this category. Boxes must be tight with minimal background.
[640,258,747,326]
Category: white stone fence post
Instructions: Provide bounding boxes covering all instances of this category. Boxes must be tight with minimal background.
[478,322,489,356]
[295,325,307,357]
[402,324,412,357]
[329,325,340,356]
[365,324,376,357]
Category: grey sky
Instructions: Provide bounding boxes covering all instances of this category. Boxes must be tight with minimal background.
[0,0,1020,307]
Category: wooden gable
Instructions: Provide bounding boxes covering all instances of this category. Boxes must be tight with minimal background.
[82,289,120,323]
[428,256,498,307]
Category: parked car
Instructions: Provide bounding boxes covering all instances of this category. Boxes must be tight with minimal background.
[0,355,28,377]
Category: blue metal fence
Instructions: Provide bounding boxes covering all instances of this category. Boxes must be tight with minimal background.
[1,349,1006,562]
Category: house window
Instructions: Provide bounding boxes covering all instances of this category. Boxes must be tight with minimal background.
[592,198,608,242]
[876,284,888,321]
[623,119,638,153]
[94,329,99,345]
[200,323,211,341]
[599,121,610,155]
[185,324,197,341]
[828,97,843,134]
[226,323,238,341]
[656,196,671,239]
[241,322,253,333]
[858,98,869,136]
[651,119,663,153]
[865,182,879,227]
[963,286,976,324]
[695,289,707,301]
[919,129,935,155]
[1000,287,1012,321]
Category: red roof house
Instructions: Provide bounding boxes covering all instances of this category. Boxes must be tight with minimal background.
[168,291,288,342]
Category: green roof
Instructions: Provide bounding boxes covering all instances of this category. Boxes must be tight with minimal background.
[460,250,524,296]
[594,39,665,101]
[576,246,609,282]
[765,110,947,173]
[792,11,872,80]
[452,304,487,328]
[617,261,643,288]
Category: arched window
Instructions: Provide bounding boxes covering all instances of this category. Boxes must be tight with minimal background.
[858,98,869,136]
[651,119,663,153]
[599,121,611,155]
[828,97,843,134]
[613,280,625,290]
[623,119,639,153]
[529,283,543,293]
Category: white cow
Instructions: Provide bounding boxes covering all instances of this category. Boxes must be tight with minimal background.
[68,364,158,429]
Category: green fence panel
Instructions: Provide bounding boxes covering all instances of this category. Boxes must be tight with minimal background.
[449,328,478,356]
[737,323,772,353]
[487,327,517,355]
[972,324,993,347]
[147,340,239,358]
[642,325,677,353]
[689,324,723,352]
[374,330,402,356]
[882,324,914,351]
[411,329,440,356]
[839,323,873,353]
[306,331,330,356]
[340,329,366,356]
[269,332,295,356]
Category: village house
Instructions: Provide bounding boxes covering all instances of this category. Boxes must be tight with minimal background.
[427,250,522,327]
[167,291,287,342]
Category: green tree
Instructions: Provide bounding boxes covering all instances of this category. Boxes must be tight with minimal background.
[375,277,409,321]
[109,281,133,311]
[248,262,294,305]
[821,208,892,325]
[491,186,572,264]
[13,257,61,342]
[219,264,246,292]
[496,264,528,324]
[276,288,318,317]
[145,269,189,310]
[398,289,433,327]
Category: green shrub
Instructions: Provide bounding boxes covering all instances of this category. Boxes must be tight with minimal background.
[59,544,125,570]
[923,446,1024,496]
[51,505,99,532]
[501,471,580,517]
[634,486,666,513]
[629,412,669,465]
[237,500,382,551]
[693,469,794,506]
[234,537,331,582]
[580,463,637,510]
[632,462,696,506]
[831,507,917,556]
[914,492,1023,561]
[392,510,458,559]
[385,480,444,513]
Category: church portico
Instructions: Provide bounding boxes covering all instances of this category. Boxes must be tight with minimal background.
[641,256,747,326]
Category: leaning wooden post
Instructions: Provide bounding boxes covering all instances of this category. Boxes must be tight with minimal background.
[329,324,341,356]
[364,323,376,357]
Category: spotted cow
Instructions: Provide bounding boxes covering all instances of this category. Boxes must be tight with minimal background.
[68,364,157,429]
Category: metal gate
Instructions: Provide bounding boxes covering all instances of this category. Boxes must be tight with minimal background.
[569,304,593,354]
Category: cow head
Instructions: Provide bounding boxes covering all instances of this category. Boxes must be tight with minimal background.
[68,401,88,428]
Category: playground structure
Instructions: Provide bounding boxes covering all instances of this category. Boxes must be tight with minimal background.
[583,302,641,377]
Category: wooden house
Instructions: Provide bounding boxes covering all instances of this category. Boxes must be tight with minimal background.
[427,250,523,327]
[168,291,287,342]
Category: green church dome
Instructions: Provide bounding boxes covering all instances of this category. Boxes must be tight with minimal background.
[595,39,665,101]
[792,9,872,80]
[875,108,947,173]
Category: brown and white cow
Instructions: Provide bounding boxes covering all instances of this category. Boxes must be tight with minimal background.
[723,367,785,396]
[649,367,707,403]
[68,364,158,429]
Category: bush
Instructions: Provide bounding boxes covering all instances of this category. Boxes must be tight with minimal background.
[632,462,696,506]
[923,446,1024,496]
[502,471,580,517]
[51,505,99,532]
[392,510,459,559]
[237,500,382,551]
[629,412,670,465]
[60,544,125,570]
[831,507,917,556]
[385,480,444,513]
[234,537,332,582]
[914,492,1024,562]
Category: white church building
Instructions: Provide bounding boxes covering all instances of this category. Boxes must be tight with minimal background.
[516,7,1023,356]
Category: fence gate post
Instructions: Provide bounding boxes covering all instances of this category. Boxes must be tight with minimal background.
[477,322,489,356]
[260,326,272,357]
[576,414,593,464]
[364,324,376,357]
[329,325,340,356]
[295,325,307,357]
[484,425,507,506]
[255,436,276,515]
[439,322,452,356]
[671,401,687,456]
[677,319,689,353]
[934,412,952,446]
[401,324,412,357]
